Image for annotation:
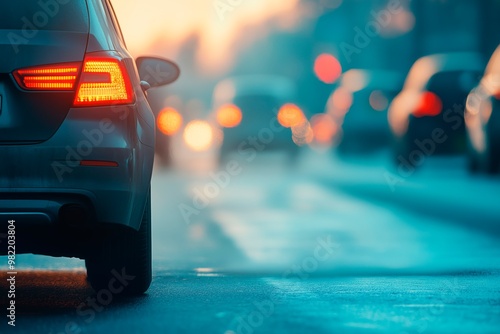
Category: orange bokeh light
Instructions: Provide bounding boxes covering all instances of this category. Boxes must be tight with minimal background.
[314,53,342,84]
[216,104,243,128]
[311,114,338,145]
[277,103,306,128]
[157,107,183,135]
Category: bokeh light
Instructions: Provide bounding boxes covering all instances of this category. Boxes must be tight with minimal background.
[183,120,214,151]
[157,107,183,135]
[369,90,389,112]
[216,104,243,128]
[314,53,342,84]
[278,103,306,128]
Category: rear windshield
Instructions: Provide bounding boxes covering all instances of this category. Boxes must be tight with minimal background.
[0,0,88,32]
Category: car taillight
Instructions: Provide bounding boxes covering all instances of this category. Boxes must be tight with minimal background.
[13,63,80,91]
[74,53,134,107]
[413,91,442,117]
[277,103,306,128]
[216,104,242,128]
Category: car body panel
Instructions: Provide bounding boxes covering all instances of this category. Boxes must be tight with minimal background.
[465,46,500,171]
[389,52,484,156]
[0,0,156,252]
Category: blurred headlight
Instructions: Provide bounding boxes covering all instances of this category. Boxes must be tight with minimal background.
[183,120,214,151]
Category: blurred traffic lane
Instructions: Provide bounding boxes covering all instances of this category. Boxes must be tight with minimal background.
[2,151,500,333]
[2,272,500,333]
[306,149,500,236]
[152,151,500,275]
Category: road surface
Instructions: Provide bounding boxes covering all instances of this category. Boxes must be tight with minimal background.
[1,150,500,334]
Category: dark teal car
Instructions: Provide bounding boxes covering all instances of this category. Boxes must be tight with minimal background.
[0,0,179,295]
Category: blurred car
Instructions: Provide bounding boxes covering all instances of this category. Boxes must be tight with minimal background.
[322,69,404,153]
[0,0,179,295]
[465,46,500,174]
[146,92,184,167]
[211,75,310,162]
[388,52,484,166]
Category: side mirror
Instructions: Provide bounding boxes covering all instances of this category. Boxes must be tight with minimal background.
[136,56,180,89]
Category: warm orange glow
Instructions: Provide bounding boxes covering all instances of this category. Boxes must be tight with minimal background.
[216,104,243,128]
[342,70,368,92]
[330,87,353,115]
[311,114,338,145]
[157,108,183,135]
[112,1,299,73]
[14,64,79,90]
[183,120,213,151]
[413,92,442,118]
[278,103,306,128]
[74,56,134,106]
[369,90,389,111]
[314,53,342,84]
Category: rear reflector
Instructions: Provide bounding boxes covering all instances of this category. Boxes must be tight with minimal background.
[80,160,119,167]
[74,54,134,106]
[13,63,80,90]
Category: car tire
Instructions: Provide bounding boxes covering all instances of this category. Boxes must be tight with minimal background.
[466,138,480,174]
[85,190,152,296]
[483,150,500,175]
[467,152,480,173]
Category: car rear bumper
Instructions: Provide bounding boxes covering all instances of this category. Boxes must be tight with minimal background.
[0,105,154,231]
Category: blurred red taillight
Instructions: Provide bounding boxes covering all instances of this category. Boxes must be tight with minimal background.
[74,54,134,106]
[413,91,442,117]
[13,63,80,91]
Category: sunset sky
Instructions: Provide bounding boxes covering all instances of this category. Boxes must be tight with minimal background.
[112,0,300,72]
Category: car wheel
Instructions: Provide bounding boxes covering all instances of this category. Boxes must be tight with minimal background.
[476,134,500,175]
[467,152,480,173]
[85,190,152,296]
[483,149,500,175]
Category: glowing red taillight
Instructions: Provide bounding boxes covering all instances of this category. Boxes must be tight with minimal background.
[74,54,134,106]
[12,53,135,107]
[13,63,80,91]
[413,91,443,117]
